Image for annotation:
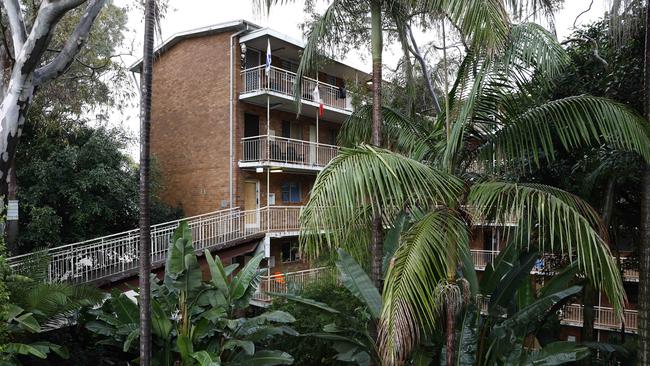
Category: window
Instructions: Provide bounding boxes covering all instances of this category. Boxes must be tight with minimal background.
[282,121,302,139]
[330,129,338,145]
[281,182,301,203]
[281,242,300,263]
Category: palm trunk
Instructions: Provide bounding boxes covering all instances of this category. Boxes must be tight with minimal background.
[445,301,456,366]
[580,177,615,362]
[139,1,156,365]
[370,0,383,290]
[639,3,650,365]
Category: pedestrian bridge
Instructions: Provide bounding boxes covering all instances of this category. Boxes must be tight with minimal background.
[7,206,302,285]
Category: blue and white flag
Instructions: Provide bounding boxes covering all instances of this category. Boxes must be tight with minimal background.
[265,39,272,76]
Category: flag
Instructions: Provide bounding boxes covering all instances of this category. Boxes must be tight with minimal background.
[313,84,324,118]
[265,39,272,76]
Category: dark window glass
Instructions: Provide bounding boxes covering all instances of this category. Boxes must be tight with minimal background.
[281,182,300,203]
[282,121,291,138]
[281,242,300,262]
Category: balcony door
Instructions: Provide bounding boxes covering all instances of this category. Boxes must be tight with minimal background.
[309,125,317,165]
[244,113,260,161]
[244,180,260,229]
[245,49,261,91]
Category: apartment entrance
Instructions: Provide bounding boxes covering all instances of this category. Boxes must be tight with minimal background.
[244,180,260,229]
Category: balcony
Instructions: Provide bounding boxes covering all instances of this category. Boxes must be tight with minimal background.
[239,65,353,123]
[239,135,339,172]
[253,266,337,303]
[469,249,638,282]
[562,304,637,333]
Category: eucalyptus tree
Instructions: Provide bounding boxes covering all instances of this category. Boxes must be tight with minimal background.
[0,0,108,200]
[299,19,650,365]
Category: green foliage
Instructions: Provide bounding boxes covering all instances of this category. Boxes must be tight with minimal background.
[270,250,377,366]
[16,124,182,253]
[452,249,589,365]
[11,1,181,255]
[268,281,364,365]
[0,238,10,354]
[86,222,295,366]
[0,250,103,365]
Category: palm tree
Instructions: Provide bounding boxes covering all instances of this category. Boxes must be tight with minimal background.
[139,0,157,364]
[299,19,650,364]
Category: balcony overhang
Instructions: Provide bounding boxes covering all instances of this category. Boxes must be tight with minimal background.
[239,28,370,81]
[239,90,352,123]
[238,161,324,174]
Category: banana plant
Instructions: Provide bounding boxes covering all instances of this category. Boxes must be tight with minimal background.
[453,244,590,366]
[86,221,295,366]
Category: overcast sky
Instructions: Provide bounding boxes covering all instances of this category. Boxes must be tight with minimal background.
[110,0,611,158]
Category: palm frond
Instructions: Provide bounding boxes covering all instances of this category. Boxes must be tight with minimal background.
[422,0,510,54]
[338,104,438,160]
[476,96,650,170]
[502,22,569,83]
[299,144,462,259]
[467,182,625,315]
[379,208,469,364]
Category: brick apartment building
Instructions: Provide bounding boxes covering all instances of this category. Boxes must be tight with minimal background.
[140,20,638,341]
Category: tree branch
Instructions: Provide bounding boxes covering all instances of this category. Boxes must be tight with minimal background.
[562,36,609,68]
[33,0,107,86]
[406,24,441,113]
[2,0,27,55]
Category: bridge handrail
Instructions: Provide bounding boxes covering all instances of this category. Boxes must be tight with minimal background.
[7,207,241,264]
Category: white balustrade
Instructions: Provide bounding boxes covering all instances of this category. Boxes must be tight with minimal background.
[240,65,353,112]
[8,206,305,284]
[241,135,339,168]
[253,266,337,302]
[470,250,500,270]
[561,304,638,333]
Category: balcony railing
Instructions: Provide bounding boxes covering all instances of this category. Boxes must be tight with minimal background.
[471,250,500,270]
[253,266,337,302]
[8,206,304,284]
[241,135,339,169]
[562,304,637,333]
[240,65,353,112]
[469,249,639,281]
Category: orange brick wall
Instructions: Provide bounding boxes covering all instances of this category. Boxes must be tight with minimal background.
[150,31,236,216]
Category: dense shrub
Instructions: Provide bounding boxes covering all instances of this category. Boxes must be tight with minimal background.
[268,280,366,365]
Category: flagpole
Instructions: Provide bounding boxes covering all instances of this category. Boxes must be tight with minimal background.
[265,37,270,242]
[316,75,320,164]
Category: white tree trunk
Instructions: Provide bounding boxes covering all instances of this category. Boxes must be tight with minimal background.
[0,0,106,197]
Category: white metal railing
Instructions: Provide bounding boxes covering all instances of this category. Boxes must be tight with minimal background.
[469,250,638,282]
[240,65,353,112]
[562,304,638,333]
[8,206,305,284]
[241,135,339,168]
[253,266,337,302]
[471,250,500,270]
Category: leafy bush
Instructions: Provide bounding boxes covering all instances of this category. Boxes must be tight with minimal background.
[267,276,366,365]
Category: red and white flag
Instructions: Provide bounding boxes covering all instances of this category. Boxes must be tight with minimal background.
[313,84,324,117]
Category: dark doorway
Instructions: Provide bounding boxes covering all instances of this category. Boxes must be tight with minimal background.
[244,113,260,161]
[245,113,260,137]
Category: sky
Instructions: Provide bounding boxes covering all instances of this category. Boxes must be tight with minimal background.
[110,0,611,158]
